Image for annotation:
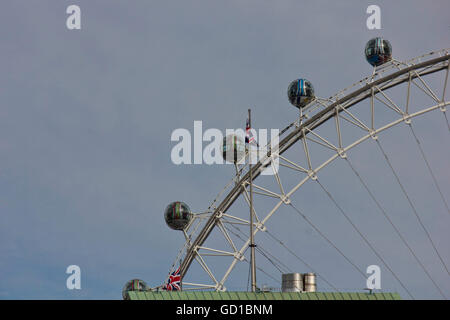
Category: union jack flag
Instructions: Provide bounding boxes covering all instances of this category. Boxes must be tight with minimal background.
[245,118,258,146]
[163,267,181,291]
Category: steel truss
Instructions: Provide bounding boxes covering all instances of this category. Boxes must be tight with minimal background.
[167,49,450,292]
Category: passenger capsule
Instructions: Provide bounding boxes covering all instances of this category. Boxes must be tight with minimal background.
[222,134,245,163]
[287,79,315,108]
[365,37,392,67]
[164,201,192,230]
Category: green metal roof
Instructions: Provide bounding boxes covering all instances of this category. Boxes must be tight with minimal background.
[127,291,401,300]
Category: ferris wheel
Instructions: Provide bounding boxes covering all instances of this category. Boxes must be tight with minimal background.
[146,38,450,299]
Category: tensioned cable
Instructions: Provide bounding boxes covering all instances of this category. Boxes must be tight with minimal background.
[247,252,251,291]
[231,217,341,289]
[375,139,450,277]
[243,255,281,285]
[237,173,340,289]
[345,157,447,299]
[408,123,450,215]
[227,221,339,291]
[443,110,450,132]
[243,243,281,286]
[263,231,309,272]
[264,229,339,291]
[223,224,281,286]
[225,221,344,292]
[253,264,280,284]
[226,222,342,292]
[257,246,288,274]
[257,244,292,274]
[315,179,415,300]
[225,223,290,275]
[287,202,367,279]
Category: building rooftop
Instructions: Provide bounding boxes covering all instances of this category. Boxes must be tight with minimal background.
[127,291,401,300]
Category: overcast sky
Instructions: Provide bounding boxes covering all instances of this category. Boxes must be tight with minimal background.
[0,0,449,299]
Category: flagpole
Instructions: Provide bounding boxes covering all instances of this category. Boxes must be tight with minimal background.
[179,259,182,291]
[248,108,257,293]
